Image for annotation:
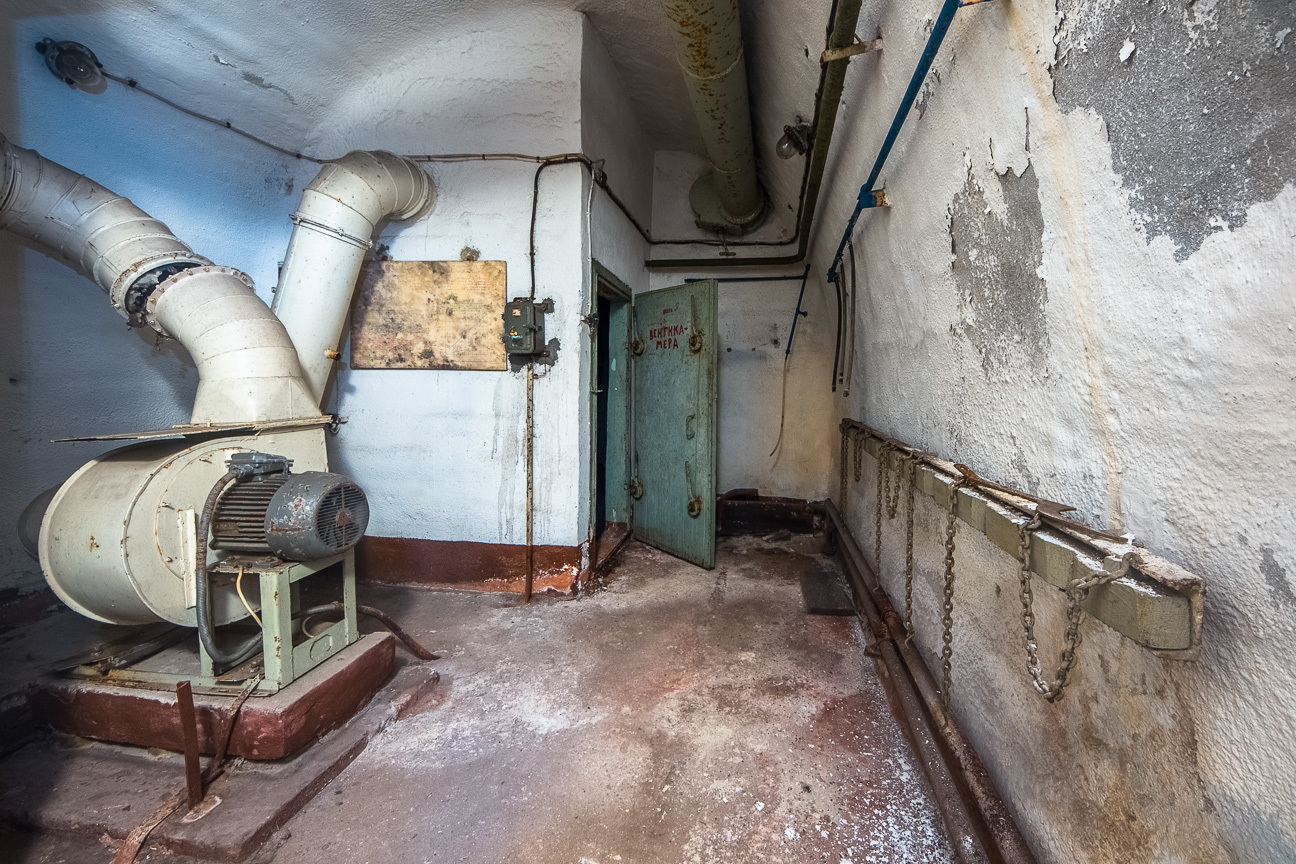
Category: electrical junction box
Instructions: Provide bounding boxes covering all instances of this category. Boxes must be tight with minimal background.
[502,298,552,355]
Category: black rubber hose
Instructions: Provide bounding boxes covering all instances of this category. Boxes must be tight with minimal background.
[299,601,439,661]
[831,251,844,392]
[196,471,263,671]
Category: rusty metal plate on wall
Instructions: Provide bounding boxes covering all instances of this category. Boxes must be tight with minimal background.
[351,260,507,371]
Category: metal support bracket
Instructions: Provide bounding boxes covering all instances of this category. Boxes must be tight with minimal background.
[822,36,883,64]
[842,420,1203,658]
[64,551,359,695]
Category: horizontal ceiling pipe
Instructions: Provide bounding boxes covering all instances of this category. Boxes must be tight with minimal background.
[0,133,318,423]
[645,0,865,269]
[663,0,768,234]
[271,150,435,408]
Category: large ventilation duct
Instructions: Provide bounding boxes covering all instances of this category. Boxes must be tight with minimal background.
[663,0,768,234]
[0,134,364,642]
[0,134,319,423]
[272,150,435,406]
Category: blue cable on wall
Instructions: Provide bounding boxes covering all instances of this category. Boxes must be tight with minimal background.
[825,0,989,284]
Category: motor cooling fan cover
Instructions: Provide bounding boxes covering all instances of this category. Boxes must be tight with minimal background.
[265,472,369,560]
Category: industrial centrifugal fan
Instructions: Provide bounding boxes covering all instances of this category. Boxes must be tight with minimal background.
[41,437,370,687]
[2,128,434,694]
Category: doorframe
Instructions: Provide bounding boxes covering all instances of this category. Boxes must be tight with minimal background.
[587,259,634,555]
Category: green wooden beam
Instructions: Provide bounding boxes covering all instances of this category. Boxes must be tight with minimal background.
[842,422,1203,658]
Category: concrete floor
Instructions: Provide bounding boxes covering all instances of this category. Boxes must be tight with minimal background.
[5,534,953,863]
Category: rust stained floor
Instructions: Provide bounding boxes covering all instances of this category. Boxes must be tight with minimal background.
[268,534,952,864]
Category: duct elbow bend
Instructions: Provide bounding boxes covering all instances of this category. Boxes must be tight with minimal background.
[273,151,436,406]
[300,150,436,237]
[147,265,320,424]
[0,132,319,425]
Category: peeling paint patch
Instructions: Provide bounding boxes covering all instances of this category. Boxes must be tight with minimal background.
[240,71,298,106]
[1260,546,1295,608]
[1052,0,1296,260]
[948,163,1049,381]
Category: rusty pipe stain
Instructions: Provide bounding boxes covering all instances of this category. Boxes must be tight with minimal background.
[825,500,1038,864]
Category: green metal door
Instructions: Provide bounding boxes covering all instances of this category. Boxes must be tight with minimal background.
[630,280,718,569]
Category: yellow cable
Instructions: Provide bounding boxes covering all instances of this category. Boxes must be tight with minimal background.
[236,565,262,627]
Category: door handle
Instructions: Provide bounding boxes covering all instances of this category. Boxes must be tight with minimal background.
[685,414,696,440]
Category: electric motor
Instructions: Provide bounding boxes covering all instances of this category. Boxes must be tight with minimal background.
[211,452,368,561]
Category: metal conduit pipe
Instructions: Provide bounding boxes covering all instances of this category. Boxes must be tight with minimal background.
[0,133,318,423]
[662,0,768,235]
[272,150,435,407]
[826,0,990,283]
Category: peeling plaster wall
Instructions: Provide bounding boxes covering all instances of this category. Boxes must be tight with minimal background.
[831,0,1296,860]
[0,7,599,598]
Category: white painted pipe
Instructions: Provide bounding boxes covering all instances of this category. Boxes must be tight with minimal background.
[272,150,435,406]
[0,133,319,423]
[0,132,207,314]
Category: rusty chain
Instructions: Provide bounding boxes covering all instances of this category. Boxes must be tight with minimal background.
[901,455,918,641]
[841,421,1138,705]
[854,431,922,643]
[940,477,968,708]
[1018,514,1135,702]
[873,442,895,570]
[853,428,864,483]
[840,427,850,516]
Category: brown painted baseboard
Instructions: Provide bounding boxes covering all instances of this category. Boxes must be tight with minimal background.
[357,536,583,593]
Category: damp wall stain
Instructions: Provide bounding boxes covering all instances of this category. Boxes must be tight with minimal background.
[1051,0,1296,260]
[948,163,1050,381]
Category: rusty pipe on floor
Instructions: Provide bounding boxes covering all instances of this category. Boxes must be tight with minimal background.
[824,499,1038,864]
[835,538,992,862]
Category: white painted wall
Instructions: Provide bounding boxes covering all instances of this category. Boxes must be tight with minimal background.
[830,0,1296,860]
[647,150,840,502]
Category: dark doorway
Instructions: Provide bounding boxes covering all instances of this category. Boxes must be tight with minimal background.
[589,264,632,568]
[595,292,612,538]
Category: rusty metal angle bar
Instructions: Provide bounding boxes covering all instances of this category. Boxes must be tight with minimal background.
[841,420,1203,657]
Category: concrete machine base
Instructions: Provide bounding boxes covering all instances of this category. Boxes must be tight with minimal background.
[28,633,396,761]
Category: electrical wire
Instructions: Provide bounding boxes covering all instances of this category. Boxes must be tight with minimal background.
[195,472,263,672]
[768,265,812,457]
[235,565,262,627]
[104,72,323,163]
[768,354,792,458]
[100,72,790,250]
[831,248,844,392]
[298,602,438,661]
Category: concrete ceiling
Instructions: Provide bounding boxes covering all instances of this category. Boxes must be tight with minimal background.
[3,0,834,233]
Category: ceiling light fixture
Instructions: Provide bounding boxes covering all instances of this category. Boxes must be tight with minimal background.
[36,38,106,94]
